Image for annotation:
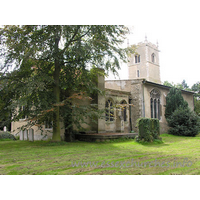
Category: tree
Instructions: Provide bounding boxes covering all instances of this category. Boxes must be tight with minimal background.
[163,80,191,91]
[191,82,200,94]
[181,79,189,90]
[0,25,131,141]
[163,81,174,87]
[165,87,188,120]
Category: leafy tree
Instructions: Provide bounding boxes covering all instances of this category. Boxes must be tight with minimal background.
[194,98,200,116]
[0,25,131,141]
[181,79,189,90]
[163,80,191,91]
[165,87,188,120]
[163,81,174,87]
[0,72,13,130]
[191,82,200,94]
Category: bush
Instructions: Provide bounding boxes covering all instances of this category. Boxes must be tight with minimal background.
[167,107,200,136]
[136,118,162,142]
[0,131,16,140]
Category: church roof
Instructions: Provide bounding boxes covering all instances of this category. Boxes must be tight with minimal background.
[143,80,195,94]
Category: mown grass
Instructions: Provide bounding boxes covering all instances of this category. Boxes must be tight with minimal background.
[1,134,200,175]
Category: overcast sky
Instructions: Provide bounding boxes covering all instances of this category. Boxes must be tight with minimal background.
[105,0,200,87]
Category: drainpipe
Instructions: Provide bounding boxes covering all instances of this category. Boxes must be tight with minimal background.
[129,97,132,131]
[142,80,145,118]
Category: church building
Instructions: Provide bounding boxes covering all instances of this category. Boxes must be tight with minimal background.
[11,40,195,140]
[104,40,194,134]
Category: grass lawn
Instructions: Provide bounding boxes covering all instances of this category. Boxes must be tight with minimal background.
[1,133,200,175]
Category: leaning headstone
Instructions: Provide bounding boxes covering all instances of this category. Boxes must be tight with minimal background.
[28,129,34,142]
[19,130,24,140]
[24,129,28,140]
[3,126,7,132]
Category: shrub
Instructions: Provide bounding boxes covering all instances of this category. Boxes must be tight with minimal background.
[136,118,162,142]
[167,107,200,136]
[0,131,16,140]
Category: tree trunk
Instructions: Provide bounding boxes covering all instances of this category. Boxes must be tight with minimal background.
[64,105,73,142]
[52,33,61,141]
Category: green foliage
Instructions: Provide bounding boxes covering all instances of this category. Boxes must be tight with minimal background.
[167,107,200,137]
[0,131,16,140]
[165,87,188,120]
[0,25,132,141]
[163,80,191,91]
[194,98,200,116]
[181,80,189,90]
[136,118,161,142]
[191,82,200,95]
[163,81,174,87]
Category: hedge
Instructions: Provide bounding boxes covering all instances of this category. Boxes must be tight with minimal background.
[136,118,161,142]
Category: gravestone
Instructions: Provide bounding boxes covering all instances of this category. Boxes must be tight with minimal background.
[29,129,34,141]
[3,126,7,132]
[24,130,28,140]
[19,130,24,140]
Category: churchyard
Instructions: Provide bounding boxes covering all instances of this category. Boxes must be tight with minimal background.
[1,133,200,175]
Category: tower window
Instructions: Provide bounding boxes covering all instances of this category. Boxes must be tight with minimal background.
[137,70,140,78]
[151,53,155,63]
[135,55,140,63]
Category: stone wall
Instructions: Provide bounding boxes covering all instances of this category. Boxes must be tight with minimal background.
[11,120,65,141]
[129,80,144,132]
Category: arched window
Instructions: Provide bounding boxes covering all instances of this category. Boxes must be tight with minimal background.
[105,99,114,121]
[151,53,155,63]
[135,55,140,63]
[150,89,161,120]
[121,100,127,121]
[45,117,53,129]
[20,106,27,120]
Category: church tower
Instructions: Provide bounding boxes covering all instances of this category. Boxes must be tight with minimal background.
[128,39,161,84]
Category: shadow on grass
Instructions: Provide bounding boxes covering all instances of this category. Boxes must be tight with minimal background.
[0,135,199,175]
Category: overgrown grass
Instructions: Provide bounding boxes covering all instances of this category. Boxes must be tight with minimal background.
[1,133,200,175]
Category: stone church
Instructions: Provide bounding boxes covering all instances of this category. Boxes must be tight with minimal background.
[11,40,194,140]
